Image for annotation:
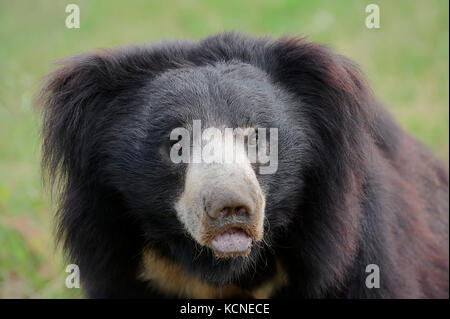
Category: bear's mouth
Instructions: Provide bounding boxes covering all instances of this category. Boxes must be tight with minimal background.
[209,226,253,257]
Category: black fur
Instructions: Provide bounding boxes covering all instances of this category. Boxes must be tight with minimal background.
[39,33,449,298]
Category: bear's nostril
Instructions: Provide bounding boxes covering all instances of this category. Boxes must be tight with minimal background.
[219,207,232,218]
[235,206,248,216]
[207,205,249,220]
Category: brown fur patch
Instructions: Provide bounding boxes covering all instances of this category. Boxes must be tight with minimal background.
[139,248,287,298]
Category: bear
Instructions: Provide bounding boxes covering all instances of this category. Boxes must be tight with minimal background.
[39,32,449,298]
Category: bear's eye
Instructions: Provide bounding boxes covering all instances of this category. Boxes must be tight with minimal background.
[248,132,258,145]
[159,139,182,160]
[168,139,183,156]
[172,142,182,154]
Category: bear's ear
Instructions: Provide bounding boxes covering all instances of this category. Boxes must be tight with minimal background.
[268,37,374,162]
[269,36,372,122]
[38,52,119,186]
[39,46,192,186]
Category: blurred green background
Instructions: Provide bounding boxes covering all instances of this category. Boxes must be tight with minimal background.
[0,0,448,298]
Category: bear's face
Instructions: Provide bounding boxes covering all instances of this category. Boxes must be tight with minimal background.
[98,61,309,285]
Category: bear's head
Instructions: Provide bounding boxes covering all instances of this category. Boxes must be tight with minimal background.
[40,33,372,296]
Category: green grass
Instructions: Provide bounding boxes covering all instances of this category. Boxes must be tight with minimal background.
[0,0,448,298]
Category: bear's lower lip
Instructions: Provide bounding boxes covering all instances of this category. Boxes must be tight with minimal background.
[210,227,252,254]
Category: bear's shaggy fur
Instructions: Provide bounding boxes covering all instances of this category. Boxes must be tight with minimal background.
[40,33,449,298]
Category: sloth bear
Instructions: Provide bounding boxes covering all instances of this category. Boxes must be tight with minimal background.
[39,33,449,298]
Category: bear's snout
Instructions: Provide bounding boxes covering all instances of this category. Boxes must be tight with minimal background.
[203,178,255,222]
[175,158,265,258]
